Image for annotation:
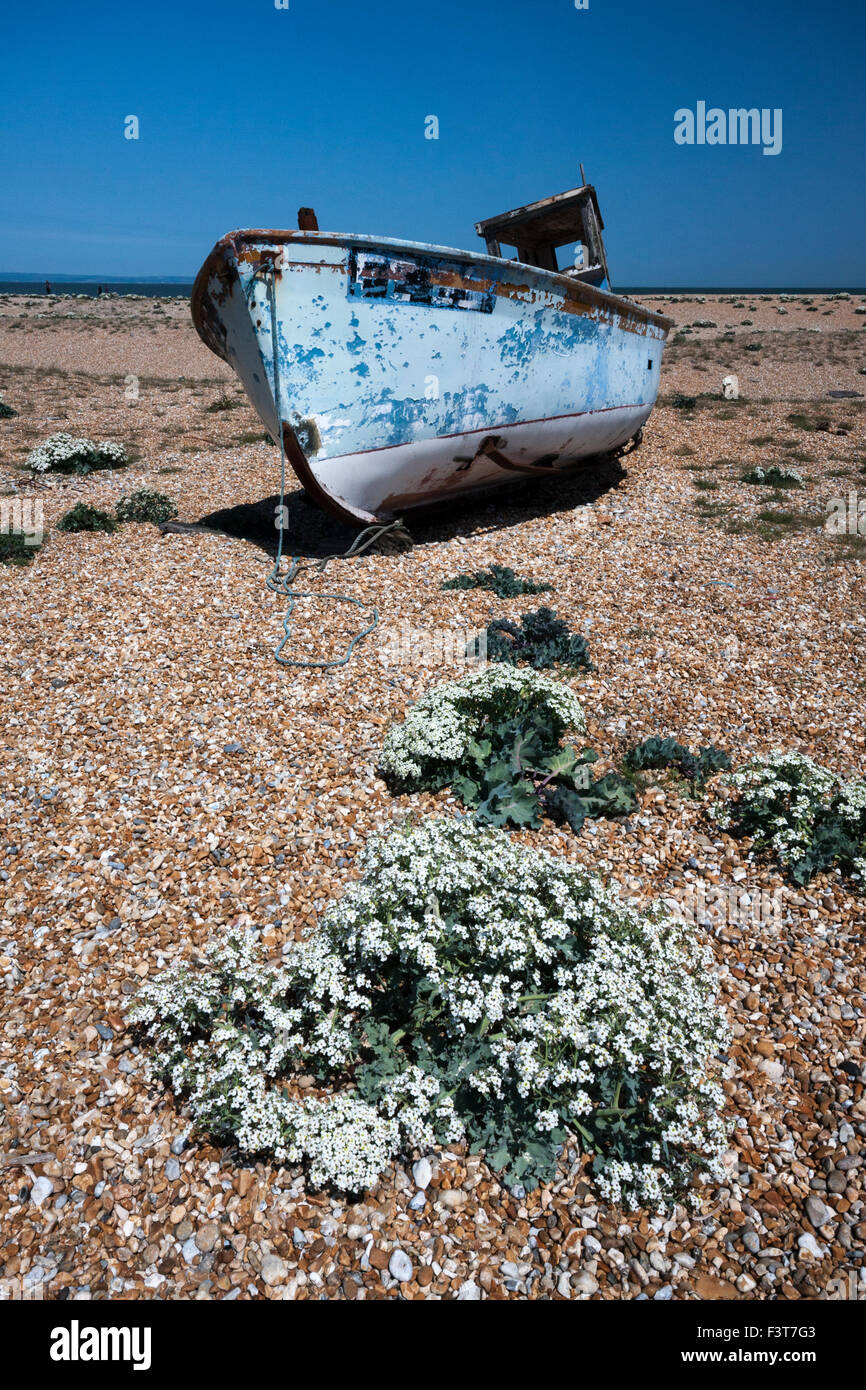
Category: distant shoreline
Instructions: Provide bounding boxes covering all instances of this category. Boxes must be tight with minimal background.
[0,281,194,299]
[0,278,863,300]
[0,274,191,283]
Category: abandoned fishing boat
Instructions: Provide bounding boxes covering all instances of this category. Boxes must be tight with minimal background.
[191,183,674,525]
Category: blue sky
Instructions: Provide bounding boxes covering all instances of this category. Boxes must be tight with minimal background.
[1,0,864,285]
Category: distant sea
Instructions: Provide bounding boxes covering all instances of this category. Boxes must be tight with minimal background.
[0,278,193,298]
[0,277,863,299]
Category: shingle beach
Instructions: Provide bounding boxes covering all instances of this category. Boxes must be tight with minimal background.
[1,289,864,1300]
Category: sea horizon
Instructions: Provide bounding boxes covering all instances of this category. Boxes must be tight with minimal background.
[1,274,864,299]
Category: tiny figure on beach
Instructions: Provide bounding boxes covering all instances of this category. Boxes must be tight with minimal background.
[44,280,51,294]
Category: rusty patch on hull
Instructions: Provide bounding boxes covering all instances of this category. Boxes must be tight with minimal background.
[281,423,380,526]
[191,228,674,350]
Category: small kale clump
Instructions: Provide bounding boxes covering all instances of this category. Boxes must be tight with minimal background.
[56,503,119,534]
[442,564,553,597]
[116,488,178,524]
[476,606,591,671]
[623,737,731,790]
[380,665,635,832]
[0,392,16,419]
[712,750,866,886]
[0,530,43,566]
[131,817,731,1206]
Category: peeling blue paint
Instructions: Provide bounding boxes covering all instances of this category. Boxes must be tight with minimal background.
[219,234,667,468]
[349,250,495,313]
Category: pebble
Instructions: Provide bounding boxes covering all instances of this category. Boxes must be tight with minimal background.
[440,1190,466,1211]
[571,1271,599,1296]
[388,1250,413,1283]
[195,1223,220,1253]
[805,1196,836,1229]
[260,1255,288,1287]
[797,1233,825,1258]
[758,1059,785,1081]
[29,1177,54,1207]
[412,1157,433,1190]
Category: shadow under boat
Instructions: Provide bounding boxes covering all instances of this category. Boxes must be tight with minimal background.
[163,451,628,560]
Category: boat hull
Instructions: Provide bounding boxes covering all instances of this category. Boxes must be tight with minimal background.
[192,231,673,524]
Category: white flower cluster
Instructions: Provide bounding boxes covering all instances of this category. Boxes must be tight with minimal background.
[132,818,730,1208]
[746,464,804,486]
[27,432,128,473]
[835,777,866,834]
[713,749,866,878]
[835,778,866,879]
[380,664,586,784]
[712,749,835,861]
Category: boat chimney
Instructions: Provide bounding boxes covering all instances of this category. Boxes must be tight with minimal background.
[298,207,319,231]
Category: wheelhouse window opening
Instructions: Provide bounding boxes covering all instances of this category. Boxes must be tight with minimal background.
[474,180,611,290]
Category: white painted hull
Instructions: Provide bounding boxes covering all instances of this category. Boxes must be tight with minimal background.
[192,231,672,524]
[312,404,652,516]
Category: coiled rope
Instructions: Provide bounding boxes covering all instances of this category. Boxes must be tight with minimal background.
[253,260,405,668]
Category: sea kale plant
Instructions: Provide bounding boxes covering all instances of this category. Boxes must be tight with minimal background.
[472,606,592,671]
[623,736,731,791]
[27,432,128,475]
[0,529,43,567]
[712,749,866,885]
[116,487,178,524]
[131,818,731,1206]
[380,665,635,831]
[442,564,553,597]
[56,502,119,534]
[742,464,804,488]
[0,391,16,419]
